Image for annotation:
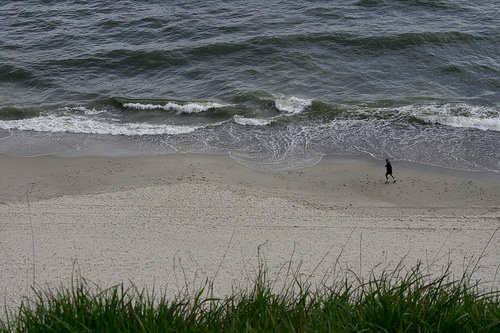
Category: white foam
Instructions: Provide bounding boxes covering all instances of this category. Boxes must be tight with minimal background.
[420,115,500,132]
[274,96,312,114]
[123,101,227,114]
[233,115,272,126]
[0,115,202,136]
[166,101,226,114]
[400,103,500,132]
[122,103,161,110]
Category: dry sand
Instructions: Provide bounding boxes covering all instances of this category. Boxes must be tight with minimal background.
[1,153,499,310]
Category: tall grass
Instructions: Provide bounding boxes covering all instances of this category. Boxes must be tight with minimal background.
[2,261,499,332]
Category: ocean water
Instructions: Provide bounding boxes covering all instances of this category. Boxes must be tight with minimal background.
[1,0,499,171]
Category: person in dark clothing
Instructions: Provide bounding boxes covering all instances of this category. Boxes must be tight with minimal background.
[385,159,396,183]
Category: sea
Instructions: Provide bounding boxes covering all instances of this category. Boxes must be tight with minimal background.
[1,0,499,171]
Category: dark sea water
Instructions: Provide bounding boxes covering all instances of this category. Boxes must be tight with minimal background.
[1,0,499,171]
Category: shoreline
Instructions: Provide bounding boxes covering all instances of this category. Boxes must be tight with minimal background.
[2,152,499,204]
[1,152,499,309]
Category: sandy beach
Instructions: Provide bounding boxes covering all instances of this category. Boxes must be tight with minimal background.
[1,153,499,310]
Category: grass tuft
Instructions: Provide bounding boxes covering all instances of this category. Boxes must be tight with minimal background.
[1,262,499,332]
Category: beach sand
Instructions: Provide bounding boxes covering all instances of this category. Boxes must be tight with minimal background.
[1,153,499,310]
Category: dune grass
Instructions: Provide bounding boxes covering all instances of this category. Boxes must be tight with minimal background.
[1,261,499,333]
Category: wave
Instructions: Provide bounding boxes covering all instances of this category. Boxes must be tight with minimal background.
[233,115,273,126]
[275,96,312,114]
[122,101,228,114]
[0,114,210,136]
[318,31,485,51]
[308,102,500,132]
[420,115,500,132]
[356,0,461,11]
[237,29,490,55]
[0,106,39,120]
[32,28,488,85]
[0,64,34,82]
[232,95,312,127]
[0,96,498,136]
[403,103,500,132]
[0,97,498,173]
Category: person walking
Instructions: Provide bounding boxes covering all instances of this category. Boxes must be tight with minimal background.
[385,159,396,183]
